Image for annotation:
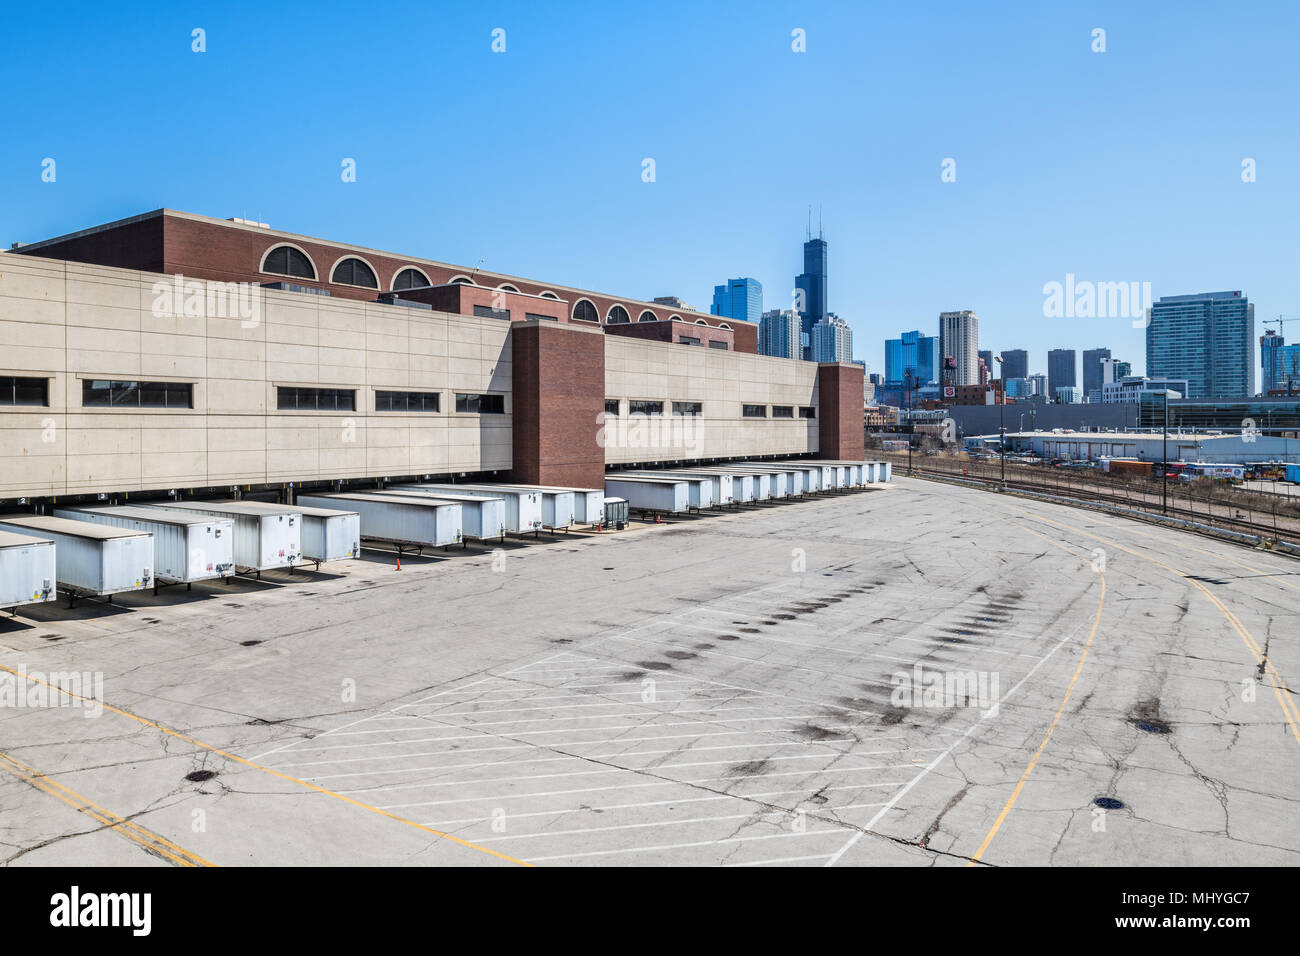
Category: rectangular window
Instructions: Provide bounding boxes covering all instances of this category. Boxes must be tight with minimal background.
[83,379,193,408]
[677,336,701,346]
[276,386,356,411]
[0,376,50,406]
[473,305,511,321]
[525,312,558,322]
[772,405,794,418]
[376,390,440,412]
[742,404,767,418]
[604,399,621,415]
[799,406,817,418]
[708,340,728,350]
[672,401,702,416]
[628,400,663,416]
[455,393,506,414]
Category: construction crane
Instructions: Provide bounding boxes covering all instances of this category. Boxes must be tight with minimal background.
[1263,314,1300,337]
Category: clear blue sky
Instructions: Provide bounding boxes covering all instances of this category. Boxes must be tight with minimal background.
[3,0,1298,382]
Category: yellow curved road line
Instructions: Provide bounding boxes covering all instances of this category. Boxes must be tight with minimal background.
[0,749,213,866]
[966,519,1107,865]
[0,664,534,867]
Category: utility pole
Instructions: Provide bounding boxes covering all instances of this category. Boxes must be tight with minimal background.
[1162,391,1169,515]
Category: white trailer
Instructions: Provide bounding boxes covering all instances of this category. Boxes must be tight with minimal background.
[298,492,462,550]
[525,486,605,526]
[391,484,543,535]
[375,489,505,541]
[771,462,827,492]
[154,502,302,574]
[55,505,235,586]
[614,472,719,509]
[604,477,690,514]
[616,471,733,507]
[210,500,360,566]
[727,466,787,498]
[0,515,152,605]
[0,530,56,610]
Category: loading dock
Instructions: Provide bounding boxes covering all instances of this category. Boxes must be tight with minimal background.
[0,515,153,606]
[55,505,235,588]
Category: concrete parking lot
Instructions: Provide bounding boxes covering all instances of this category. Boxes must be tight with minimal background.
[1,479,1298,866]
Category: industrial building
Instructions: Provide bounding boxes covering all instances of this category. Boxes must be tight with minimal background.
[967,429,1300,464]
[0,209,865,505]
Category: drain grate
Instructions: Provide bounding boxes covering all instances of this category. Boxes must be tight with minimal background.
[1094,796,1124,810]
[185,770,216,783]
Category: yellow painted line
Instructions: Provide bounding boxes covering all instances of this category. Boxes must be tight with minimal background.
[966,519,1107,865]
[0,664,534,867]
[1021,510,1300,740]
[0,749,213,867]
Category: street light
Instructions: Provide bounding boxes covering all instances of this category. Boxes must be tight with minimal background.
[1161,390,1169,515]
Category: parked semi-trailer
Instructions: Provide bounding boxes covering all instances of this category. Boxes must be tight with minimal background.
[54,505,235,586]
[0,515,152,605]
[297,492,462,550]
[375,489,505,541]
[613,472,723,509]
[209,500,360,565]
[153,501,302,573]
[603,477,690,514]
[0,530,56,610]
[391,484,544,534]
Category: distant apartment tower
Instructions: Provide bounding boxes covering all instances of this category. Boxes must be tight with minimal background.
[759,309,799,360]
[978,349,993,385]
[1082,347,1111,402]
[711,278,763,324]
[1146,291,1254,398]
[1000,349,1028,381]
[938,311,978,385]
[1099,357,1132,388]
[1028,373,1047,397]
[1047,349,1077,398]
[812,315,852,363]
[884,330,939,385]
[1262,330,1284,394]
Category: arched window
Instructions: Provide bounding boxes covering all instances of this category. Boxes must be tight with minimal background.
[669,314,682,322]
[331,257,378,288]
[539,291,560,300]
[393,267,430,290]
[695,319,709,326]
[449,275,475,285]
[607,305,630,324]
[572,299,599,322]
[498,284,520,293]
[638,310,658,323]
[262,245,315,280]
[718,323,731,330]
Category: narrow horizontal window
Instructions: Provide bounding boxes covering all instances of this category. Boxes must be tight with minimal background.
[742,404,767,418]
[525,312,558,321]
[672,401,702,416]
[376,390,440,412]
[276,386,355,411]
[772,405,794,418]
[677,336,701,346]
[628,400,663,416]
[0,376,49,406]
[83,379,192,408]
[473,305,511,321]
[799,406,817,418]
[707,340,728,349]
[455,393,506,414]
[604,399,621,415]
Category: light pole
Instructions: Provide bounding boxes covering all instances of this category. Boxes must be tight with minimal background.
[1161,391,1169,515]
[995,356,1006,485]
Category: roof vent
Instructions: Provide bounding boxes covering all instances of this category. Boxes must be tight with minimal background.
[228,217,270,228]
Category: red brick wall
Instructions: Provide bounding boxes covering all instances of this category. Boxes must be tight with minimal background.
[510,322,606,488]
[817,363,865,460]
[16,214,166,273]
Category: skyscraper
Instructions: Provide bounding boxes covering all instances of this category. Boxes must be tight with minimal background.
[795,217,828,361]
[710,278,763,324]
[1262,330,1285,394]
[811,315,852,363]
[938,311,978,385]
[885,330,939,385]
[1147,291,1254,398]
[978,349,994,385]
[1047,349,1077,399]
[759,309,799,360]
[1000,349,1029,381]
[1082,347,1111,403]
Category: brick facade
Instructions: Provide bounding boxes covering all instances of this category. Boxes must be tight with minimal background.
[816,363,865,460]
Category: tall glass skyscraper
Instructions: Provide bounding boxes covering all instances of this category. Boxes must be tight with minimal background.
[1147,291,1254,398]
[1000,349,1029,381]
[710,277,763,324]
[1082,347,1111,402]
[885,330,939,385]
[1047,349,1077,395]
[759,309,799,359]
[795,227,828,361]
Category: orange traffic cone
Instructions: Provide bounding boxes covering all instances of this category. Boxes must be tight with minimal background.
[396,556,402,571]
[655,514,661,524]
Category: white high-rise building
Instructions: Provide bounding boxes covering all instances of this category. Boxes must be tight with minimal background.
[759,309,799,359]
[938,310,979,385]
[812,315,853,363]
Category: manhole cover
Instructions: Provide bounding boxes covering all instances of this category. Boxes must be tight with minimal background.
[185,770,216,783]
[1094,796,1124,810]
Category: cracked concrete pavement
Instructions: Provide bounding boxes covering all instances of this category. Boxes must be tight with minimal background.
[1,477,1297,866]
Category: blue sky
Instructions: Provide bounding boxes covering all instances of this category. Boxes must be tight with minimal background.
[3,1,1298,381]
